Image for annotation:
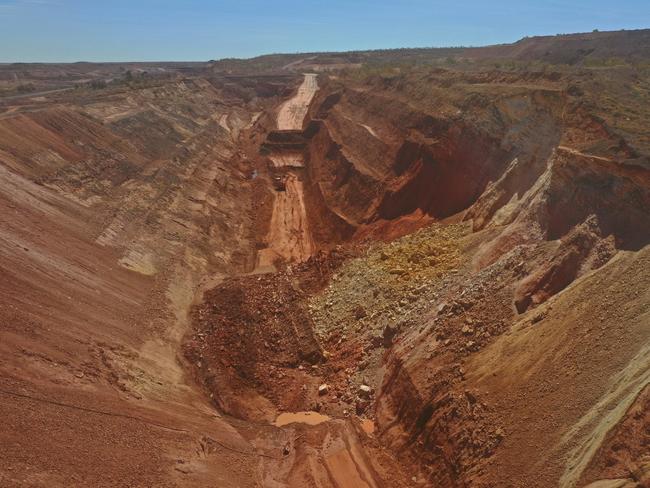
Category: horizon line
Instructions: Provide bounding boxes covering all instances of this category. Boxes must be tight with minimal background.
[1,27,647,65]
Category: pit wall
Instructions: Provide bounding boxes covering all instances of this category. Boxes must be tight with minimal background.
[302,81,564,237]
[305,77,650,487]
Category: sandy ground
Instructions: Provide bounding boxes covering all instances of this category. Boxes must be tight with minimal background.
[467,247,650,487]
[0,84,279,487]
[277,73,318,131]
[257,74,317,269]
[256,173,314,268]
[0,159,262,487]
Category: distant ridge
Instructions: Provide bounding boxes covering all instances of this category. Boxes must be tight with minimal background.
[210,28,650,73]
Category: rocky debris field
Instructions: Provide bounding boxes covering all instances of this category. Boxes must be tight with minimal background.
[308,224,467,399]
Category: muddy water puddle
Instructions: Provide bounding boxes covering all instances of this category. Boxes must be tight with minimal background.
[360,419,375,435]
[274,411,331,427]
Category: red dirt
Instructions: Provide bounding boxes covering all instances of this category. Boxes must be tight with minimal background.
[2,40,650,488]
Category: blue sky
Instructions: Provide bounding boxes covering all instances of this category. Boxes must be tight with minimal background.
[1,0,649,62]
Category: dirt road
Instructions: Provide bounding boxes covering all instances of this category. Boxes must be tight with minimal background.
[277,73,318,130]
[256,173,313,268]
[257,74,318,269]
[0,86,74,102]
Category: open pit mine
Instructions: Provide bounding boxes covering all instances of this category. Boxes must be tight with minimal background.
[1,29,649,488]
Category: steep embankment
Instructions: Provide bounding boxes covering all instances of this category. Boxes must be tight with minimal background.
[0,77,305,487]
[313,69,650,487]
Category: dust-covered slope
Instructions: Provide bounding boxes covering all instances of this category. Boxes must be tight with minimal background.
[0,74,302,487]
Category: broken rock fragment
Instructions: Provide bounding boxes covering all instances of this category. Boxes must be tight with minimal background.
[359,384,373,399]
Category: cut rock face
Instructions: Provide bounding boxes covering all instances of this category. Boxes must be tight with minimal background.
[359,384,372,399]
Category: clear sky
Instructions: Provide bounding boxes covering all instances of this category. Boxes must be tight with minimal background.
[1,0,649,62]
